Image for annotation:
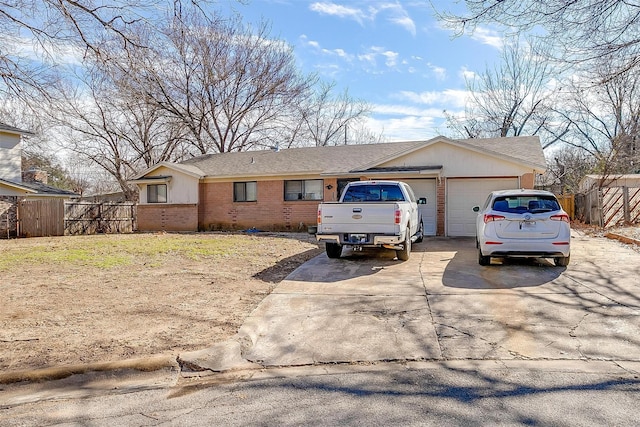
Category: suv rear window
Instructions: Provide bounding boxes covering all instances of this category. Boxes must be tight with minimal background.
[492,195,560,213]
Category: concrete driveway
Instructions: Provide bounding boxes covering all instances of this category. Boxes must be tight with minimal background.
[232,231,640,371]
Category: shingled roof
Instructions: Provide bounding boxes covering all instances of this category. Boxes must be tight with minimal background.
[178,135,545,179]
[0,123,33,135]
[0,178,79,197]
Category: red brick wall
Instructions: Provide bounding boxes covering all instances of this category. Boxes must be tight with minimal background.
[137,204,198,232]
[436,179,446,236]
[199,180,322,231]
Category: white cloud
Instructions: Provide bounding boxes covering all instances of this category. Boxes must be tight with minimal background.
[309,2,367,25]
[389,15,416,36]
[470,26,504,49]
[301,34,354,62]
[11,35,84,66]
[357,51,377,66]
[309,1,416,35]
[357,46,400,69]
[365,111,441,141]
[381,50,398,68]
[459,66,477,81]
[394,89,469,109]
[427,63,447,81]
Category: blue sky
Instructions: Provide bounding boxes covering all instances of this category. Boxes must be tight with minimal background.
[222,0,505,141]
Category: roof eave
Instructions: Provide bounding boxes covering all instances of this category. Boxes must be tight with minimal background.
[0,180,38,193]
[132,162,205,180]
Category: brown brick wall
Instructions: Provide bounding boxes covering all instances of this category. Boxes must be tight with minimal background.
[137,204,198,232]
[199,180,323,231]
[0,196,18,238]
[521,173,535,189]
[436,179,446,236]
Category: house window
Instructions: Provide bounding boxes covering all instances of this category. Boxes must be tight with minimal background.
[147,184,167,203]
[284,179,323,201]
[234,181,257,202]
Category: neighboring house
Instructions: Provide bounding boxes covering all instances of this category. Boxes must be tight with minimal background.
[579,174,640,192]
[0,123,78,238]
[129,135,546,237]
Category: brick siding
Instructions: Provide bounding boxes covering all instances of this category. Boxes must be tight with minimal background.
[137,204,198,232]
[436,179,446,236]
[0,196,18,238]
[198,180,333,232]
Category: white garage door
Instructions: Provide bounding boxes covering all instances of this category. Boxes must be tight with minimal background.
[405,179,437,236]
[447,178,518,237]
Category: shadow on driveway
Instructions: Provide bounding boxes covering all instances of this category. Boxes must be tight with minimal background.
[429,237,566,289]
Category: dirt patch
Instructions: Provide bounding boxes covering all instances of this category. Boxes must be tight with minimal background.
[0,232,323,373]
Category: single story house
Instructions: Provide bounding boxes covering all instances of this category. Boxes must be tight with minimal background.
[1,123,78,237]
[130,135,546,237]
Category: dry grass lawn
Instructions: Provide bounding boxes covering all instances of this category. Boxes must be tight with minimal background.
[0,232,322,374]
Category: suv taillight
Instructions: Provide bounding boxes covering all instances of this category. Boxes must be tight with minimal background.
[484,214,505,223]
[317,208,322,225]
[550,214,570,223]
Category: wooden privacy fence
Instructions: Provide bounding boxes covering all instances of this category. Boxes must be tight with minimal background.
[556,194,575,220]
[575,186,640,227]
[17,199,65,237]
[601,186,640,227]
[65,201,137,234]
[17,200,137,237]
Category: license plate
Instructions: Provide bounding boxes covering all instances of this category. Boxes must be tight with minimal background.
[521,221,536,229]
[349,234,368,243]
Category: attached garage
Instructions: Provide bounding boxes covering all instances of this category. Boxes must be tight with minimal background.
[446,177,519,237]
[404,179,437,236]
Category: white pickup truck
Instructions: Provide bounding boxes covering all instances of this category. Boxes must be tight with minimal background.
[316,180,425,260]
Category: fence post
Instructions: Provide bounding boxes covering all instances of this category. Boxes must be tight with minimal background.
[623,186,630,223]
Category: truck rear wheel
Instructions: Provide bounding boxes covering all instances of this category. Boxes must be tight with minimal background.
[415,221,424,243]
[326,242,342,259]
[396,227,411,261]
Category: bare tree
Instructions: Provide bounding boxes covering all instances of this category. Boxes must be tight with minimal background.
[44,60,189,200]
[121,10,315,154]
[0,0,164,97]
[545,146,597,194]
[444,39,562,142]
[296,81,371,146]
[435,0,640,82]
[549,64,640,182]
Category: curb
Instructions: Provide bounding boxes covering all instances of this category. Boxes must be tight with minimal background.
[0,355,178,385]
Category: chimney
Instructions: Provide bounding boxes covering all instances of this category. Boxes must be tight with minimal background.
[22,168,48,185]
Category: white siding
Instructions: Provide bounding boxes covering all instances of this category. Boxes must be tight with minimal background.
[0,132,22,182]
[447,178,519,237]
[141,166,199,204]
[404,179,437,236]
[382,141,534,177]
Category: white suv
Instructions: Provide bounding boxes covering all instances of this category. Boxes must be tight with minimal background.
[473,189,571,267]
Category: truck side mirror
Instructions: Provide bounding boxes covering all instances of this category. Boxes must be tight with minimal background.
[418,197,427,205]
[472,206,480,212]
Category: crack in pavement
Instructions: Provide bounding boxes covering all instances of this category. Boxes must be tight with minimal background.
[419,251,445,359]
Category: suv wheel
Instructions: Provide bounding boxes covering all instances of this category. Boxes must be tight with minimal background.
[478,247,490,266]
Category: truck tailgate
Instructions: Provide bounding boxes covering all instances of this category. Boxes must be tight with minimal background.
[318,202,400,234]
